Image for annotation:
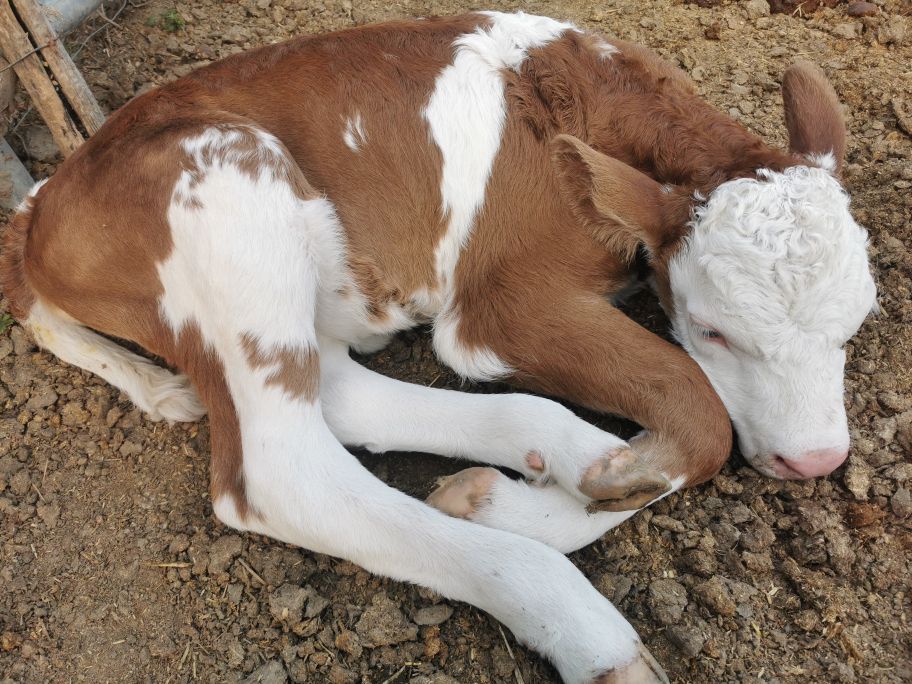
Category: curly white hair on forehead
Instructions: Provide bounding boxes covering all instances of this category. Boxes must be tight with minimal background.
[676,163,876,359]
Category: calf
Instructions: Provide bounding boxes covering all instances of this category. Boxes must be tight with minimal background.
[0,11,875,683]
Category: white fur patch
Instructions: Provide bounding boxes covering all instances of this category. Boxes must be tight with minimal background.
[424,12,572,293]
[342,113,367,152]
[432,306,512,381]
[25,300,205,422]
[669,165,876,467]
[423,12,570,381]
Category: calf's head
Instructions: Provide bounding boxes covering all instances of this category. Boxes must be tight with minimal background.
[552,62,877,480]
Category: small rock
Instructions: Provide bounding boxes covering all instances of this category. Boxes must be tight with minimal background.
[878,391,912,413]
[846,2,877,17]
[693,576,737,617]
[354,592,418,648]
[305,592,330,619]
[327,665,357,684]
[890,487,911,518]
[269,584,309,624]
[666,616,710,657]
[413,604,454,626]
[647,578,688,626]
[207,535,243,574]
[24,127,59,163]
[410,676,460,684]
[244,659,287,684]
[744,0,770,20]
[832,22,862,40]
[9,326,33,356]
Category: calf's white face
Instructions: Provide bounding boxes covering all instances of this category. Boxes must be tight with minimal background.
[668,163,877,478]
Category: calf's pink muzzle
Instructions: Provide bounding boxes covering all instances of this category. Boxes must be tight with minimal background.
[773,448,849,479]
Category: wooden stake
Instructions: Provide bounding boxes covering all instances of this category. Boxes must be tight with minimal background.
[11,0,104,134]
[0,0,83,155]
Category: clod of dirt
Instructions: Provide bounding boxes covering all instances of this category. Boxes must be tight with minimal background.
[665,615,711,657]
[304,591,330,619]
[269,584,309,624]
[412,604,454,626]
[743,0,771,19]
[207,534,243,575]
[647,578,689,625]
[410,675,460,684]
[890,487,912,518]
[244,659,288,684]
[877,15,908,45]
[692,575,737,617]
[354,592,419,648]
[335,629,363,658]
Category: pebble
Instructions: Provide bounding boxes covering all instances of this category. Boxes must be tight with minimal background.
[647,578,688,625]
[304,592,330,619]
[24,127,59,163]
[413,604,454,626]
[846,2,877,17]
[890,487,911,518]
[666,620,708,657]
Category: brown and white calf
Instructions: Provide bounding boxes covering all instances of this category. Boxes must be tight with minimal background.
[0,11,875,683]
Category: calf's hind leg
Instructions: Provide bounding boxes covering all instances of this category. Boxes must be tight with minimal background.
[149,129,667,684]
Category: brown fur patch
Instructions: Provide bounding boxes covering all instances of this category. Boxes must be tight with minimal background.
[782,61,845,173]
[240,333,320,403]
[0,196,38,320]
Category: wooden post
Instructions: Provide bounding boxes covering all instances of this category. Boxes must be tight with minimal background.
[12,0,104,134]
[0,0,83,155]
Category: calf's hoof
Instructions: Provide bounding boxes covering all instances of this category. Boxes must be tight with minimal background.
[593,642,669,684]
[580,448,671,513]
[426,467,499,518]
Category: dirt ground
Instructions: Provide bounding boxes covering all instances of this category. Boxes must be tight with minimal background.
[1,0,910,682]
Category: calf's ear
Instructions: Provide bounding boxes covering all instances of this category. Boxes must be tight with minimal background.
[550,134,690,263]
[781,61,845,175]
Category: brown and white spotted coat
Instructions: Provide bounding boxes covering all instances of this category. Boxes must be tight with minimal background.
[0,12,876,684]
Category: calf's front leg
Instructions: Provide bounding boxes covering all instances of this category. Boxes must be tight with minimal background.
[319,340,671,510]
[443,286,732,489]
